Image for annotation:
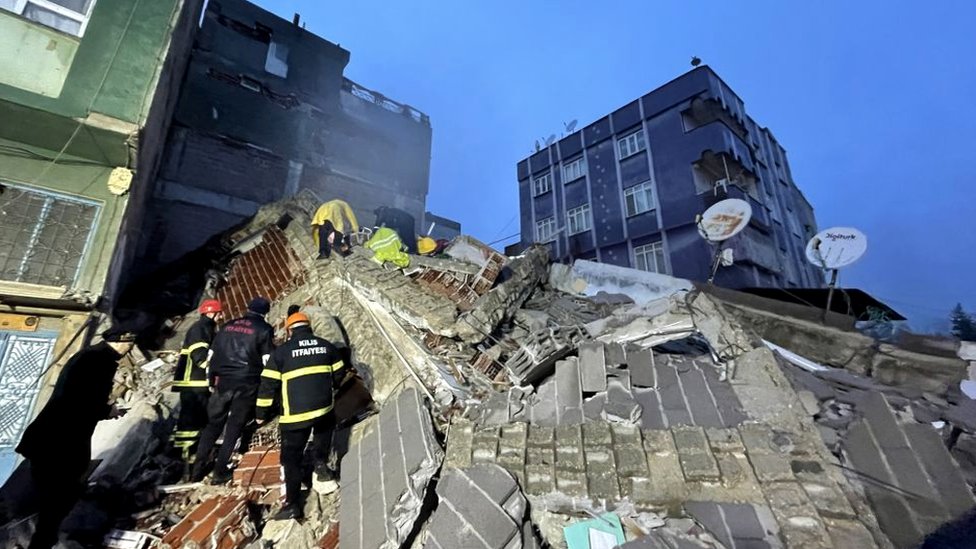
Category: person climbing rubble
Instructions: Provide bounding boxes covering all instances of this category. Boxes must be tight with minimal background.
[192,297,274,484]
[311,199,358,259]
[256,311,345,521]
[17,328,137,549]
[170,299,223,467]
[365,226,411,268]
[374,205,418,254]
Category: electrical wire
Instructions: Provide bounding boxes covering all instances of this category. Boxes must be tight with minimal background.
[488,232,521,247]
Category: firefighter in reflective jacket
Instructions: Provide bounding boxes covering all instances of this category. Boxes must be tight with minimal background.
[170,299,222,463]
[257,312,344,521]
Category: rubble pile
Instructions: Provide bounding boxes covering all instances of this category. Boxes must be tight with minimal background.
[4,190,974,549]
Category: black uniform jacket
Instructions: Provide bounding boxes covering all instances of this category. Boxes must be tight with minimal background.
[208,312,274,389]
[172,315,217,390]
[17,342,123,465]
[256,325,344,430]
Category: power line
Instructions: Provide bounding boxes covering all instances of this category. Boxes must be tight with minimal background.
[488,232,520,247]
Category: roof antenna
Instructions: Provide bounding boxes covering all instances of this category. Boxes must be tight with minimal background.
[691,56,702,67]
[293,13,300,26]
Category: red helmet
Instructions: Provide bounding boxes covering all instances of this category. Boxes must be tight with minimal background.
[198,299,223,314]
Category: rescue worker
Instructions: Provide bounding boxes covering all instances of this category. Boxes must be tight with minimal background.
[170,299,223,464]
[192,297,274,484]
[311,199,358,259]
[17,328,137,549]
[256,312,344,520]
[365,226,410,268]
[374,206,418,254]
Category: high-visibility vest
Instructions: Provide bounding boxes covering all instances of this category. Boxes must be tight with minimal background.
[365,227,410,268]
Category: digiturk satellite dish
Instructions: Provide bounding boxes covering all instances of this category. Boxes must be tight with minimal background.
[805,226,868,322]
[696,198,753,283]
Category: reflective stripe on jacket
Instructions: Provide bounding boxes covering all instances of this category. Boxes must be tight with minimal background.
[172,316,217,390]
[365,227,410,268]
[256,325,344,429]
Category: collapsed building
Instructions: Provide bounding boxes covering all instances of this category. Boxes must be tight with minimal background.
[2,191,974,549]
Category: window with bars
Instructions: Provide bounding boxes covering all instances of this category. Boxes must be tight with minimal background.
[535,217,556,243]
[0,183,100,287]
[634,241,666,273]
[533,172,552,196]
[624,182,655,216]
[0,0,98,37]
[566,204,591,235]
[562,157,586,183]
[617,129,646,159]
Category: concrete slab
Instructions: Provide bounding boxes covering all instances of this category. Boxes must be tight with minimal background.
[424,464,526,549]
[579,341,608,392]
[903,423,976,517]
[340,388,443,549]
[629,349,656,388]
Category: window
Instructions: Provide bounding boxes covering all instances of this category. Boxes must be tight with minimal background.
[1,0,98,37]
[566,204,591,235]
[533,173,552,196]
[617,129,646,159]
[264,41,290,78]
[562,157,586,182]
[624,182,655,216]
[535,217,556,243]
[634,241,666,274]
[0,183,99,287]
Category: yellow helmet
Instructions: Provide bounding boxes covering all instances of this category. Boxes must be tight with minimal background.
[417,236,437,255]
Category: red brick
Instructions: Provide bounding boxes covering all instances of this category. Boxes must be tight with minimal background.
[185,497,221,523]
[258,450,280,467]
[161,516,195,548]
[318,522,339,549]
[186,516,218,547]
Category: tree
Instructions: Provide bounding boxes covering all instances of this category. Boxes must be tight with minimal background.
[950,303,976,342]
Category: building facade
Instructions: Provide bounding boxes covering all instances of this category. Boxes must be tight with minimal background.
[137,0,433,273]
[0,0,202,484]
[423,212,462,241]
[515,66,823,289]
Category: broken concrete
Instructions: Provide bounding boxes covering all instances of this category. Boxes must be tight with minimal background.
[423,464,526,549]
[551,259,693,305]
[339,387,443,549]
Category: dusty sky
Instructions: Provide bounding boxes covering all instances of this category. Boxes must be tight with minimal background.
[261,0,976,331]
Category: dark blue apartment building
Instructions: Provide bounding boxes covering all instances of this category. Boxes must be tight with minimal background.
[514,66,823,289]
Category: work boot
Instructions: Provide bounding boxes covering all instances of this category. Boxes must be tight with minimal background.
[210,467,233,485]
[270,502,304,521]
[313,464,338,495]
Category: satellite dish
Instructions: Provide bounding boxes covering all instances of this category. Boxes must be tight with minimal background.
[805,227,867,270]
[697,199,752,242]
[564,119,578,133]
[545,134,556,146]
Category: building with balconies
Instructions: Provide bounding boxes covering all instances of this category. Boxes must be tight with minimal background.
[514,66,823,289]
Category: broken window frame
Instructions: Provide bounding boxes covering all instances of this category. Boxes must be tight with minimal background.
[616,129,646,159]
[535,216,556,243]
[624,181,655,217]
[634,241,665,274]
[561,157,586,183]
[566,204,591,236]
[532,172,552,197]
[0,0,97,37]
[0,182,101,287]
[264,40,289,78]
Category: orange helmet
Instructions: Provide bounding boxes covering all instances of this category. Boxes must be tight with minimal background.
[286,312,310,328]
[198,299,223,314]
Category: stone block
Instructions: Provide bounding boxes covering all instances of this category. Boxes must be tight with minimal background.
[579,341,608,392]
[605,342,627,365]
[903,422,976,516]
[614,445,650,478]
[800,482,855,519]
[554,358,585,425]
[824,518,879,549]
[635,389,666,430]
[748,453,795,484]
[582,422,613,447]
[554,470,588,498]
[527,424,554,447]
[611,423,642,447]
[472,426,500,463]
[678,452,721,482]
[672,426,710,454]
[706,428,745,453]
[526,446,554,466]
[678,366,725,428]
[525,463,556,495]
[629,349,656,388]
[587,470,621,500]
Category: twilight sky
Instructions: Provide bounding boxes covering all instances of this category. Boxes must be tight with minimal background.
[262,0,976,331]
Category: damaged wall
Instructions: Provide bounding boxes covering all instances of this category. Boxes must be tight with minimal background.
[137,0,432,275]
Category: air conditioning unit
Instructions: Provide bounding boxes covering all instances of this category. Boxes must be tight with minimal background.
[713,178,729,196]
